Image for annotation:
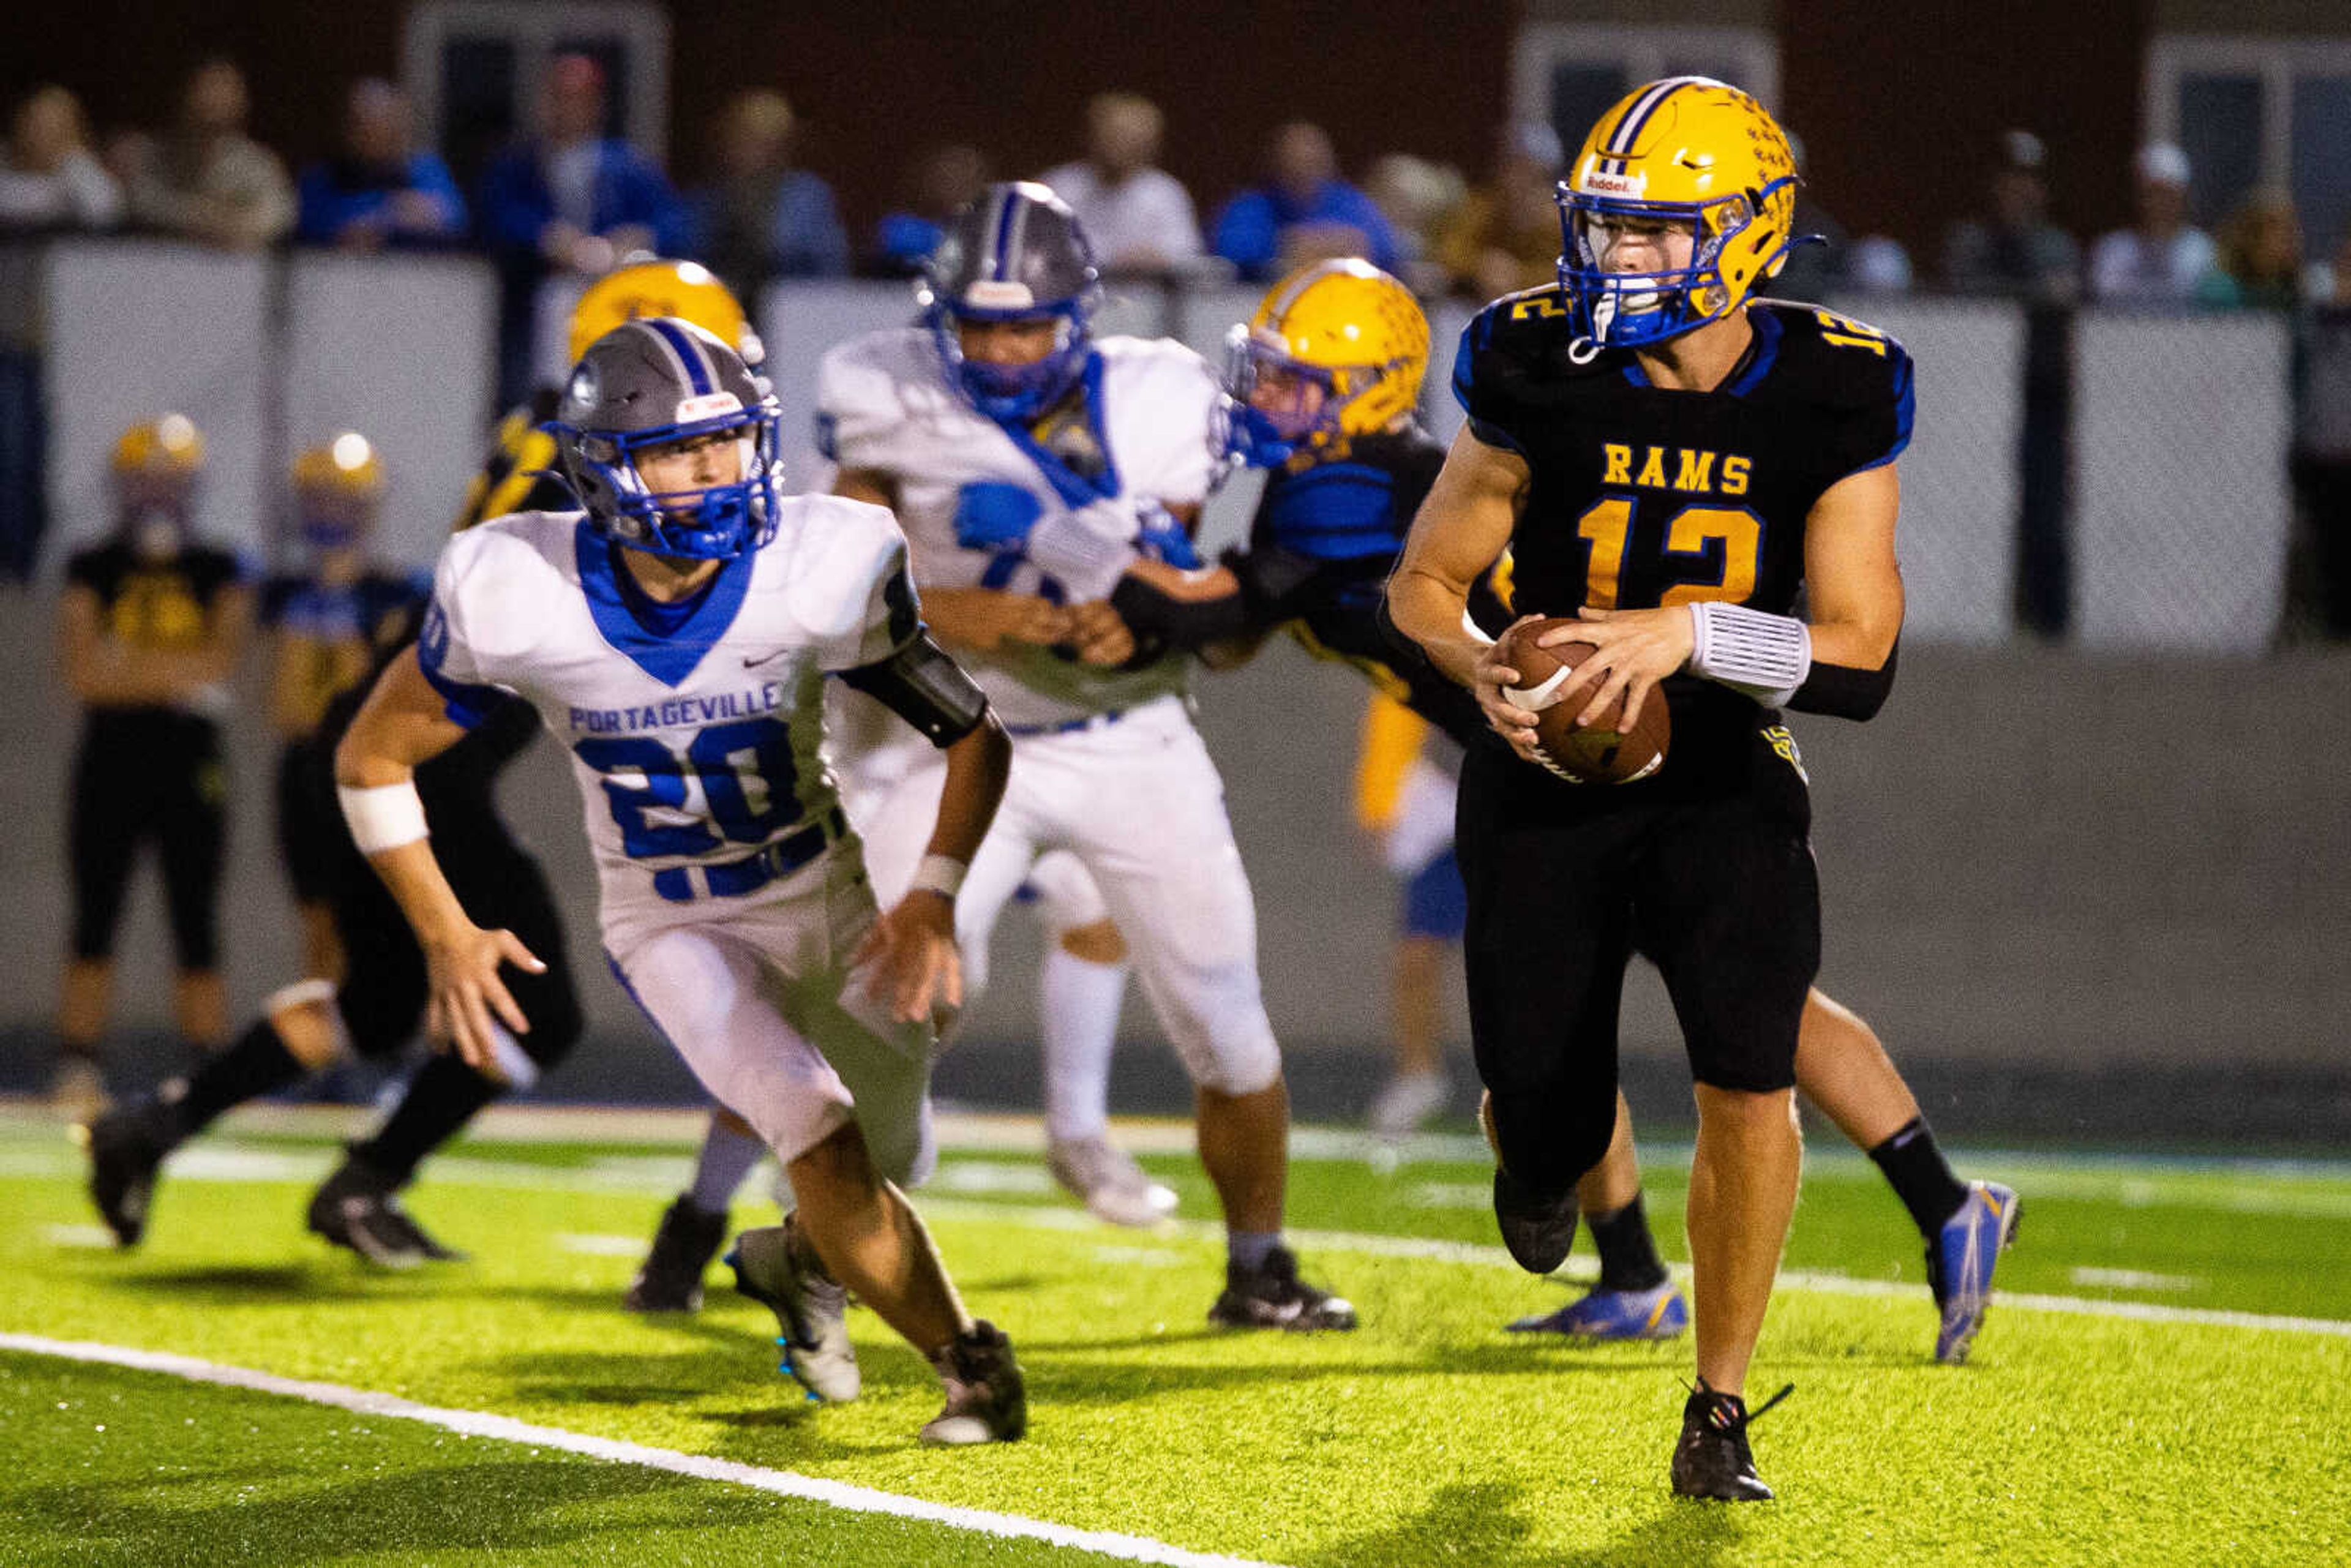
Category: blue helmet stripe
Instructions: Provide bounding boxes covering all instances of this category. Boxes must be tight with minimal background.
[643,317,714,396]
[989,187,1021,283]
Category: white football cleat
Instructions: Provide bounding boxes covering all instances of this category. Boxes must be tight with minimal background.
[1368,1069,1451,1141]
[728,1217,860,1403]
[1047,1136,1178,1228]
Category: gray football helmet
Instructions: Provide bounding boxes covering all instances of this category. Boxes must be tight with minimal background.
[918,181,1101,421]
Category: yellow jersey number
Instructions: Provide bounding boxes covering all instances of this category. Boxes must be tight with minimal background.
[1575,498,1762,610]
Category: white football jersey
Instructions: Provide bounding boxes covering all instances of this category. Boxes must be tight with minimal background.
[815,328,1218,730]
[418,501,920,907]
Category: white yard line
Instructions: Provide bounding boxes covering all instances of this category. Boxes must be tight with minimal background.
[0,1332,1283,1568]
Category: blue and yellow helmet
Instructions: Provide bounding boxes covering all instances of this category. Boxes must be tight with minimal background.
[1557,77,1799,349]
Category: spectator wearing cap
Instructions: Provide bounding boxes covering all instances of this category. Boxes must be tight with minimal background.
[1210,122,1398,282]
[296,80,466,252]
[0,86,122,231]
[873,144,991,274]
[1434,122,1562,301]
[1038,92,1203,275]
[686,89,848,300]
[124,58,293,250]
[1943,131,2080,301]
[478,53,686,402]
[2087,143,2214,305]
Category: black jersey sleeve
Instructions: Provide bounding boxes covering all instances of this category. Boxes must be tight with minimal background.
[1449,286,1583,457]
[1762,302,1917,482]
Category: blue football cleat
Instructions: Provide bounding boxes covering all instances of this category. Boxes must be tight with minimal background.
[1507,1281,1689,1340]
[1928,1180,2021,1364]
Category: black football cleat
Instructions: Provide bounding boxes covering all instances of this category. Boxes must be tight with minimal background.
[625,1195,730,1313]
[1670,1380,1793,1502]
[920,1320,1027,1444]
[83,1103,170,1248]
[307,1153,466,1268]
[1208,1245,1359,1331]
[1493,1165,1581,1275]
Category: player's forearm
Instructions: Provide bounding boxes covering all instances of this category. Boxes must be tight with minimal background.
[1384,566,1483,688]
[918,588,1056,657]
[358,837,478,948]
[923,715,1010,866]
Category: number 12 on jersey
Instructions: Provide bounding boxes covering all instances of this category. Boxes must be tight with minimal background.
[1575,497,1764,610]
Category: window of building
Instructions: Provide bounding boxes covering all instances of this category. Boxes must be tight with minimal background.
[402,1,671,189]
[2149,36,2351,257]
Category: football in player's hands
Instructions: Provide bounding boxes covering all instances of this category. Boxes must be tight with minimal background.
[1496,618,1670,784]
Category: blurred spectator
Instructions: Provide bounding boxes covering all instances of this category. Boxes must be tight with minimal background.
[124,58,293,250]
[1432,122,1559,301]
[295,79,465,252]
[2087,143,2214,306]
[1210,122,1398,282]
[1038,92,1202,274]
[1943,130,2079,301]
[478,53,686,405]
[873,144,991,274]
[686,89,848,299]
[1365,153,1466,296]
[2195,188,2305,310]
[1843,235,1915,295]
[0,86,122,230]
[1768,130,1847,302]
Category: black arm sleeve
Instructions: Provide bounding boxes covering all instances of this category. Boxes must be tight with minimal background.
[1787,638,1897,721]
[1107,574,1253,649]
[836,632,991,747]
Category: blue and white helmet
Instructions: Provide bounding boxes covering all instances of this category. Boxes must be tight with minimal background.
[918,181,1102,422]
[547,317,783,560]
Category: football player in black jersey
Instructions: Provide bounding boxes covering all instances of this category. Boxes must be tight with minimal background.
[262,435,432,983]
[1127,259,2017,1375]
[1389,78,2012,1501]
[55,417,255,1116]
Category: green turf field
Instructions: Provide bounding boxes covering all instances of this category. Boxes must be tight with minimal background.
[2,1106,2346,1566]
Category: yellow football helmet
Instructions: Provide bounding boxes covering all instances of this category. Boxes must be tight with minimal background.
[111,414,205,480]
[1223,259,1430,465]
[566,258,760,366]
[1558,77,1799,348]
[291,432,386,544]
[291,431,386,498]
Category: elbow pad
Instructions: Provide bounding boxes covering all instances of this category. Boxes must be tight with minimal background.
[1108,574,1251,649]
[836,632,991,746]
[1788,639,1898,721]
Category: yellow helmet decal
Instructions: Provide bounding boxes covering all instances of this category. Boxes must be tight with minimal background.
[567,259,756,366]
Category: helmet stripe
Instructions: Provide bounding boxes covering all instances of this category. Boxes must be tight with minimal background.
[1265,260,1343,329]
[1602,75,1708,174]
[643,317,714,396]
[988,187,1022,283]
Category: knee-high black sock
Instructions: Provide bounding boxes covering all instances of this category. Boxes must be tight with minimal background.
[1588,1192,1671,1292]
[348,1054,503,1187]
[157,1019,305,1146]
[1867,1116,1971,1238]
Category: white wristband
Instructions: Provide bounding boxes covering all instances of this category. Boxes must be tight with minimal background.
[337,781,430,855]
[911,853,969,900]
[1685,601,1812,707]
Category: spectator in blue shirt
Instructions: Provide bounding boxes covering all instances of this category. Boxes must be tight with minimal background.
[477,53,687,403]
[1210,122,1399,282]
[296,80,465,252]
[686,89,847,299]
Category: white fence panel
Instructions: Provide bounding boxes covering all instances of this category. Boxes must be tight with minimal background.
[43,240,271,569]
[2074,310,2292,652]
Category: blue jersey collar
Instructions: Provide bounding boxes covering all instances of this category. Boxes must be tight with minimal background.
[1618,306,1782,397]
[996,350,1121,509]
[574,517,756,687]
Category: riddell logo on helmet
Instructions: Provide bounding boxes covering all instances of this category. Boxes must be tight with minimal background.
[675,392,743,421]
[966,280,1037,310]
[1580,170,1647,197]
